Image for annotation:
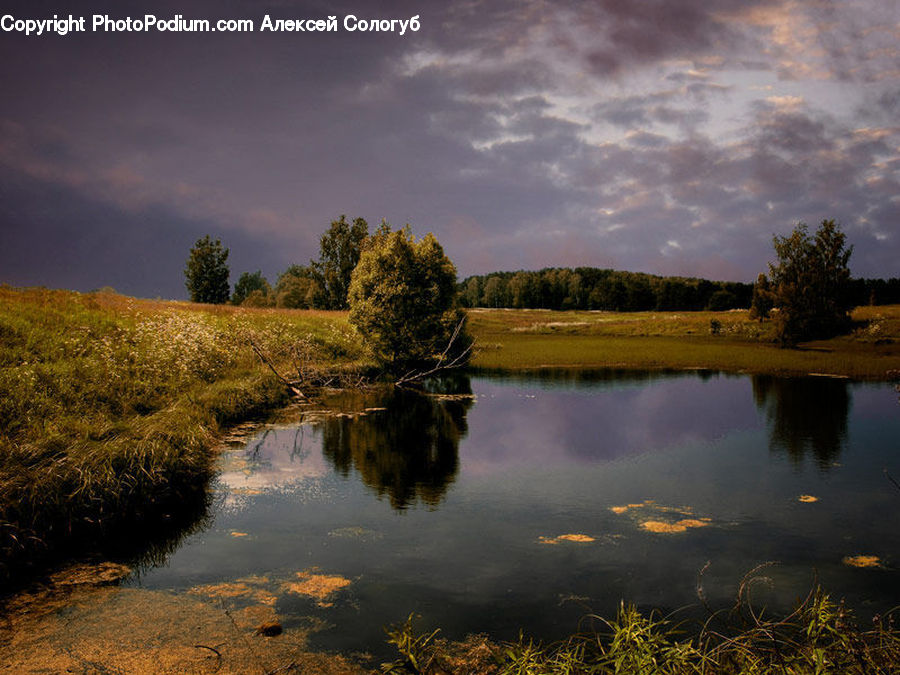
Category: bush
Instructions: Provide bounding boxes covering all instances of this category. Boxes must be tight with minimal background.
[348,226,470,373]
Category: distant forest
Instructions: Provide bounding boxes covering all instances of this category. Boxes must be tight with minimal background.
[457,268,900,312]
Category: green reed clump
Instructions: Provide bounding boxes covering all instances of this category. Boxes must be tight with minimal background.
[0,286,365,578]
[383,589,900,675]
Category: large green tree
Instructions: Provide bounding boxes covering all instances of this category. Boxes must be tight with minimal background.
[184,235,230,304]
[312,215,369,309]
[348,226,470,373]
[767,219,853,345]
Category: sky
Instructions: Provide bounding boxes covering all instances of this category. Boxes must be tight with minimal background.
[1,0,897,299]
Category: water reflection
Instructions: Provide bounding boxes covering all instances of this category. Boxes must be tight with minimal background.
[752,375,850,470]
[464,371,758,468]
[318,380,473,510]
[1,484,213,594]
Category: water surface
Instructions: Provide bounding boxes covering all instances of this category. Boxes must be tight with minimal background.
[127,371,900,656]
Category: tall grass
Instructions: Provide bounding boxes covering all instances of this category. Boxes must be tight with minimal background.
[0,286,365,579]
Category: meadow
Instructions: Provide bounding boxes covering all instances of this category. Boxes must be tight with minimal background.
[468,305,900,379]
[0,286,365,578]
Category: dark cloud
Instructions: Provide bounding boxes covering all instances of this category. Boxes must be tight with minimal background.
[0,0,897,296]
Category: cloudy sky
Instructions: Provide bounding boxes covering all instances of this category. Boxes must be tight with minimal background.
[1,0,897,298]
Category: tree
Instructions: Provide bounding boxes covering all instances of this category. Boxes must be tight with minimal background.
[463,277,482,307]
[184,235,230,304]
[348,225,471,373]
[482,276,506,308]
[750,273,774,320]
[767,219,853,345]
[274,265,324,309]
[706,289,737,311]
[232,270,271,306]
[312,215,369,309]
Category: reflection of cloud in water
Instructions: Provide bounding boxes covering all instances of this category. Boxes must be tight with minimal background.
[463,374,757,472]
[221,425,329,483]
[215,424,333,511]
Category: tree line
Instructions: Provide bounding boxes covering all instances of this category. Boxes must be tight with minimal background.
[458,268,755,312]
[184,217,898,356]
[185,220,898,316]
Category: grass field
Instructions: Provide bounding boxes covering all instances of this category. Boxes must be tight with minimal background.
[467,306,900,379]
[0,286,365,578]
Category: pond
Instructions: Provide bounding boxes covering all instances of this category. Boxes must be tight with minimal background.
[125,370,900,658]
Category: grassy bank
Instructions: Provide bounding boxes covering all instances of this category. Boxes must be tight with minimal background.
[0,286,365,578]
[385,586,900,674]
[468,305,900,379]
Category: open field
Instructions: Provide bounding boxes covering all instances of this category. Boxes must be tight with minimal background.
[467,305,900,379]
[0,286,365,578]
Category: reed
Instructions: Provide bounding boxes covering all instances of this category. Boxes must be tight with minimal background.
[383,584,900,674]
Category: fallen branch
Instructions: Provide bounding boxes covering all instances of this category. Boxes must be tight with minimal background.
[395,317,474,387]
[248,338,308,399]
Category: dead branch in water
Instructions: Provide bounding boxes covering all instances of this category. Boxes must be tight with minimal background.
[395,317,474,387]
[249,337,368,399]
[248,338,308,399]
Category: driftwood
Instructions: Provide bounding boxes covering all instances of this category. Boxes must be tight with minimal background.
[394,317,474,387]
[248,338,309,399]
[249,316,472,397]
[248,338,367,400]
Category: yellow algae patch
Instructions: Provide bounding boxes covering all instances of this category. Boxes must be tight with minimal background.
[283,569,352,607]
[611,500,656,514]
[538,534,596,545]
[843,555,882,569]
[676,519,710,529]
[641,520,688,534]
[189,582,255,599]
[236,574,270,585]
[188,580,277,606]
[798,495,819,503]
[252,589,278,606]
[641,519,710,534]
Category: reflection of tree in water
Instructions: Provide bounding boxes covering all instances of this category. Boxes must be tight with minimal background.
[319,377,472,510]
[752,375,850,471]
